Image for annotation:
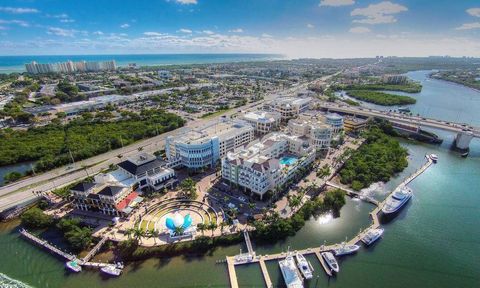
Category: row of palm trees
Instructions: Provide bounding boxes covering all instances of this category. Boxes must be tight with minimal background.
[124,227,160,244]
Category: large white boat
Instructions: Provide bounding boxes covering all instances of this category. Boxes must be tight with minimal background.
[295,252,313,280]
[382,186,413,214]
[100,264,122,276]
[361,228,384,246]
[333,243,360,256]
[321,252,339,273]
[279,255,304,288]
[65,260,82,273]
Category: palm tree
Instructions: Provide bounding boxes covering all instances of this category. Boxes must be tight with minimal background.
[148,229,159,245]
[220,221,227,234]
[197,223,206,235]
[208,222,218,236]
[133,227,145,243]
[124,228,135,240]
[174,226,185,236]
[248,202,256,212]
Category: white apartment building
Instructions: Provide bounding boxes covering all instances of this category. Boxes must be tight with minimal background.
[25,60,116,74]
[241,111,281,135]
[288,116,333,153]
[222,133,315,199]
[166,119,254,170]
[270,97,312,121]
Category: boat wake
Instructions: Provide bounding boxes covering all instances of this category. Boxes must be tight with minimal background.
[0,273,33,288]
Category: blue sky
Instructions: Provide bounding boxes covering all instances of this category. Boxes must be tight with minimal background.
[0,0,479,57]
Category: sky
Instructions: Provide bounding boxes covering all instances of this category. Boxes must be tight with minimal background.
[0,0,479,58]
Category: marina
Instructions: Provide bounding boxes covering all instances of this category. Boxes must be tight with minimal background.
[225,156,434,287]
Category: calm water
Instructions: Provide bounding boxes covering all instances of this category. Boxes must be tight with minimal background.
[1,70,480,287]
[0,54,281,74]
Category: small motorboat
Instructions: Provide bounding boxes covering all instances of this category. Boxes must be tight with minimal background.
[361,228,384,246]
[430,154,438,163]
[65,260,82,273]
[101,264,122,276]
[295,252,313,280]
[333,243,360,256]
[321,252,339,273]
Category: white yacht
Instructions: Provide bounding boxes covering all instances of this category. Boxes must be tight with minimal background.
[361,228,384,246]
[333,243,360,256]
[65,260,82,273]
[279,255,304,288]
[430,154,438,163]
[295,252,313,280]
[101,264,122,276]
[321,252,339,273]
[382,186,413,214]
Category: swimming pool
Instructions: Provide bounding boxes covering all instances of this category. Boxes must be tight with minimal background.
[279,156,298,166]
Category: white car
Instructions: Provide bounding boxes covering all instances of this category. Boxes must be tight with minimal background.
[238,196,246,202]
[227,203,237,209]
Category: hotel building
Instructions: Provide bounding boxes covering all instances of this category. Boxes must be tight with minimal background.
[25,60,116,74]
[240,111,282,135]
[269,97,312,121]
[324,113,344,134]
[221,133,315,199]
[288,116,333,153]
[166,119,254,170]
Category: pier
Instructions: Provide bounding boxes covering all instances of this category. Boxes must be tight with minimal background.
[19,228,77,261]
[82,235,108,262]
[225,157,434,288]
[243,230,255,256]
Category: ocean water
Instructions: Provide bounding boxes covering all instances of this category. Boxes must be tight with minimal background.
[0,53,282,74]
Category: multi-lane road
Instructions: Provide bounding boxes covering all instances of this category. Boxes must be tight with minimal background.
[0,79,315,213]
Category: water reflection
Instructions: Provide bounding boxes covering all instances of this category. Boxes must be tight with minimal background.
[316,213,333,225]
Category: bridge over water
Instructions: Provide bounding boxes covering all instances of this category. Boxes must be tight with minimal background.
[319,103,480,151]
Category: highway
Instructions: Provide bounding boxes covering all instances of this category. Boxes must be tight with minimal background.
[0,79,314,212]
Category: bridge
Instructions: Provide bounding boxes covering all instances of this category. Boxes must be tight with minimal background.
[318,103,479,151]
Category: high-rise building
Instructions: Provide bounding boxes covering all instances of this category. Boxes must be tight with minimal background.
[24,60,117,74]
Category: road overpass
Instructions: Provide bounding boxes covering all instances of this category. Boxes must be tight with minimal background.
[318,103,480,150]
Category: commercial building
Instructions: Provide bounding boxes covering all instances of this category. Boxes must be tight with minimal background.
[166,119,254,170]
[382,74,407,84]
[222,133,315,199]
[343,116,369,133]
[324,113,344,134]
[241,111,281,135]
[71,153,175,217]
[288,116,333,152]
[270,97,312,121]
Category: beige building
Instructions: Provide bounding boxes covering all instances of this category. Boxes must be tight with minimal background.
[288,116,333,152]
[241,111,282,135]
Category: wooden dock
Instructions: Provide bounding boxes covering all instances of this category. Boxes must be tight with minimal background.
[225,157,434,288]
[82,235,108,262]
[315,251,332,277]
[20,228,76,261]
[259,259,273,288]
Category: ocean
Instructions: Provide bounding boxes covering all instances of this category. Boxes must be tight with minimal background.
[0,54,282,74]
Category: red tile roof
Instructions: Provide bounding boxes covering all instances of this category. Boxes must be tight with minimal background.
[115,191,138,211]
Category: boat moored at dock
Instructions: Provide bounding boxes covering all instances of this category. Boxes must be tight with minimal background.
[295,252,313,280]
[279,254,304,288]
[382,186,413,214]
[333,243,360,256]
[361,228,384,246]
[429,154,438,163]
[100,263,123,276]
[65,260,82,273]
[321,252,339,273]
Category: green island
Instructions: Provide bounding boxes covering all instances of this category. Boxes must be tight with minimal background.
[0,109,185,176]
[344,82,422,93]
[339,126,409,190]
[345,90,417,106]
[431,70,480,91]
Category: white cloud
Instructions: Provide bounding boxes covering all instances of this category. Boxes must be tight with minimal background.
[455,22,480,30]
[306,24,315,29]
[202,30,215,35]
[60,19,75,23]
[178,28,192,33]
[467,8,480,17]
[0,19,29,27]
[93,31,104,35]
[229,28,244,33]
[351,1,408,24]
[349,26,371,33]
[120,23,130,29]
[0,7,39,14]
[319,0,354,7]
[144,32,166,36]
[47,27,77,37]
[261,33,273,38]
[175,0,197,4]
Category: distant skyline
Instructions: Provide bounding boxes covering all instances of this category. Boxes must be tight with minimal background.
[0,0,479,58]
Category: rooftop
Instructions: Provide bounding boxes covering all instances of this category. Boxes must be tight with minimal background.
[243,111,281,123]
[173,119,253,145]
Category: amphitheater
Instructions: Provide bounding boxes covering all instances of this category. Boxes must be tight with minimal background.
[136,198,221,234]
